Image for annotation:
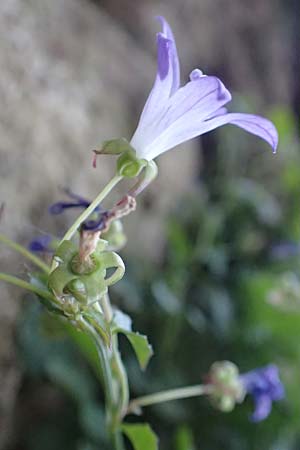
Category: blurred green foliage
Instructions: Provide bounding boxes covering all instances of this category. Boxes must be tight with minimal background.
[12,105,300,450]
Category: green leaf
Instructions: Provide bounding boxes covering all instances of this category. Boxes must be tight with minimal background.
[120,330,153,370]
[112,309,153,369]
[122,423,158,450]
[126,332,153,370]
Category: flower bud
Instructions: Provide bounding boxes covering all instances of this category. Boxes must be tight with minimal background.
[208,361,245,412]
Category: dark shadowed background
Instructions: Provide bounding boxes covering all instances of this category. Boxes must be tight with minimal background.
[0,0,300,449]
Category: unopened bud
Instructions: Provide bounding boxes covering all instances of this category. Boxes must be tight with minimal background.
[208,361,245,412]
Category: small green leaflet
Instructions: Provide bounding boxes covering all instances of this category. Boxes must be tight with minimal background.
[122,423,158,450]
[113,310,153,370]
[125,331,153,370]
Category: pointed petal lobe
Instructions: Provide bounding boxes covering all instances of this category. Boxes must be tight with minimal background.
[156,16,180,93]
[142,111,278,160]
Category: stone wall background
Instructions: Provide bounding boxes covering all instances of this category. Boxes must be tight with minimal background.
[0,0,292,446]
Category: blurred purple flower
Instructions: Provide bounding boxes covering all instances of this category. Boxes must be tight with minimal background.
[240,364,284,422]
[130,16,278,161]
[270,241,300,260]
[49,189,106,231]
[49,189,90,215]
[29,235,53,253]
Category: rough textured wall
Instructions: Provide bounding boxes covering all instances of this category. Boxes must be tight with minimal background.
[0,0,291,446]
[0,0,197,445]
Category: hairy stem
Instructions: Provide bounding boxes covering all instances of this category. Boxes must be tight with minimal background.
[60,174,123,244]
[0,233,50,273]
[128,384,213,413]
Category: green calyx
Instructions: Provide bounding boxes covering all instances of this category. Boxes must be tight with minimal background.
[95,137,147,179]
[117,149,146,178]
[48,239,125,307]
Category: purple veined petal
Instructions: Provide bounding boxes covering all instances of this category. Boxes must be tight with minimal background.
[156,74,232,132]
[130,35,175,150]
[138,34,177,122]
[223,113,278,153]
[142,110,278,161]
[133,75,232,159]
[207,106,228,120]
[131,20,180,150]
[156,16,180,93]
[250,394,272,422]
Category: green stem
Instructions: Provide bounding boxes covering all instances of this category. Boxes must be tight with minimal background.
[100,294,129,418]
[59,174,123,244]
[0,233,50,273]
[100,292,113,323]
[111,428,125,450]
[128,384,213,413]
[81,317,125,450]
[112,334,129,419]
[0,272,56,303]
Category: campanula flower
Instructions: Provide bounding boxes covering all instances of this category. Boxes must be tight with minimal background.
[240,364,284,422]
[130,17,278,161]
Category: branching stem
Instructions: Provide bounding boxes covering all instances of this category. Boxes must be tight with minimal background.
[128,384,213,413]
[0,233,50,273]
[0,272,56,303]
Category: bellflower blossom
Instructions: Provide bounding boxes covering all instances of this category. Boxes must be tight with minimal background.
[240,364,284,422]
[130,17,278,161]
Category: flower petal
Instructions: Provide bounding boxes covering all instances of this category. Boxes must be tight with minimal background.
[131,19,180,151]
[141,110,278,160]
[251,394,272,422]
[134,75,231,160]
[158,74,231,130]
[221,113,278,153]
[156,16,180,93]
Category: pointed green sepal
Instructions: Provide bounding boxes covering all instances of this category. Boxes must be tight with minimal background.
[95,138,135,155]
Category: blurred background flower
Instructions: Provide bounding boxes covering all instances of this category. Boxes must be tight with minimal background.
[0,1,300,449]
